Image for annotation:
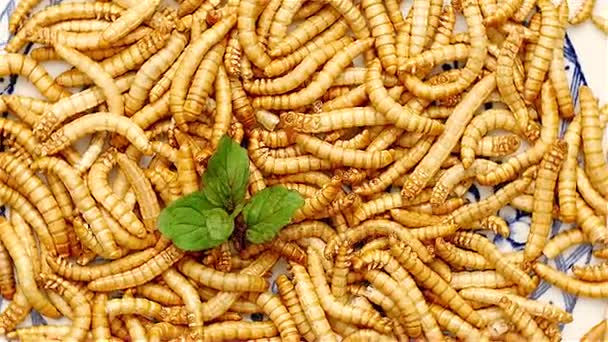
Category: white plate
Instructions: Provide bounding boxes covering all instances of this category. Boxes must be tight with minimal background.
[1,1,608,341]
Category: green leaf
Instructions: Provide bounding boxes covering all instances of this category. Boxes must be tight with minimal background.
[202,135,249,211]
[243,186,305,244]
[158,192,234,251]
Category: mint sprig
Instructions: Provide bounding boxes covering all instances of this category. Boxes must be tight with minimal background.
[157,135,304,251]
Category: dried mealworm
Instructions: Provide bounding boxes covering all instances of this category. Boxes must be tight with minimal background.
[570,0,595,25]
[497,297,550,342]
[162,268,204,339]
[450,271,514,289]
[238,0,271,68]
[576,196,608,244]
[577,167,608,216]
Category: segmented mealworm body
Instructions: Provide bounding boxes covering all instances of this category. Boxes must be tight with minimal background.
[88,151,147,238]
[361,0,396,74]
[367,59,444,135]
[246,38,352,96]
[101,0,160,45]
[498,297,550,342]
[450,232,537,294]
[178,257,268,292]
[523,0,560,103]
[267,0,306,51]
[290,262,339,341]
[40,274,91,342]
[88,244,184,291]
[271,6,341,58]
[253,38,374,110]
[580,86,608,197]
[0,218,60,318]
[399,1,487,100]
[592,15,608,33]
[40,113,152,156]
[125,31,188,116]
[263,20,349,77]
[55,29,170,86]
[524,140,566,263]
[0,153,69,256]
[0,54,71,101]
[402,74,496,199]
[477,82,559,185]
[576,197,608,244]
[6,2,123,52]
[430,304,489,342]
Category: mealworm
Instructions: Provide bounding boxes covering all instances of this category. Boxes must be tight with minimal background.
[238,0,272,68]
[550,2,574,119]
[572,262,608,282]
[477,82,559,185]
[263,19,349,77]
[88,150,147,238]
[54,44,124,116]
[0,239,15,300]
[207,65,229,145]
[496,27,532,134]
[0,54,71,101]
[88,244,184,291]
[230,77,259,132]
[290,262,339,341]
[6,2,124,52]
[40,113,152,156]
[169,16,235,127]
[267,0,306,51]
[543,228,586,259]
[178,257,268,292]
[161,268,204,339]
[513,0,537,22]
[361,0,396,74]
[245,37,352,96]
[293,176,343,221]
[402,74,496,200]
[576,196,608,244]
[272,6,341,58]
[47,247,157,282]
[523,140,567,263]
[577,167,608,216]
[387,238,484,329]
[399,1,487,100]
[253,38,374,110]
[401,43,470,75]
[592,15,608,33]
[125,31,188,116]
[556,113,581,221]
[523,0,560,103]
[450,270,515,289]
[307,247,392,333]
[106,297,187,325]
[0,217,60,318]
[431,159,497,206]
[102,0,160,45]
[570,0,595,25]
[183,41,226,121]
[275,274,316,341]
[429,304,490,342]
[40,273,91,342]
[497,297,550,342]
[580,86,608,197]
[450,232,537,294]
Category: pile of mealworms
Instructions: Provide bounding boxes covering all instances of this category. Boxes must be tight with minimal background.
[1,0,608,340]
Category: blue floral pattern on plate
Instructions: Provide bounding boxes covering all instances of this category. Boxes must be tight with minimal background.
[0,0,604,339]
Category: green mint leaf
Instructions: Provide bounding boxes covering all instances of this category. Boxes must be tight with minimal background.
[202,135,249,211]
[158,192,233,251]
[243,186,305,244]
